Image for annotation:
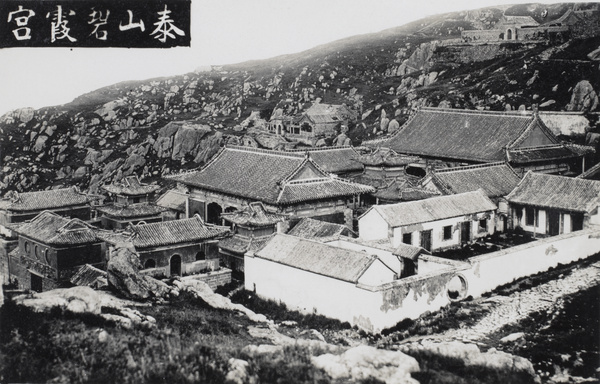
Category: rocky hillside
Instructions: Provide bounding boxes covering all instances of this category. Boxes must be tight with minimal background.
[1,2,599,194]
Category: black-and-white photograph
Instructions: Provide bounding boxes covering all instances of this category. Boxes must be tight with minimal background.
[0,0,599,382]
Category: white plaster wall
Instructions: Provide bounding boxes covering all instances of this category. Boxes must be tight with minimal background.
[358,210,389,242]
[588,210,600,226]
[245,254,382,328]
[464,229,600,298]
[358,260,396,286]
[390,212,495,250]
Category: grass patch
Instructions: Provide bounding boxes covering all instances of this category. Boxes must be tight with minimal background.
[230,290,352,332]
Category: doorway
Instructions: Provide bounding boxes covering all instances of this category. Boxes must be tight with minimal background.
[30,273,42,292]
[461,221,472,245]
[420,229,432,252]
[548,210,560,236]
[170,255,182,276]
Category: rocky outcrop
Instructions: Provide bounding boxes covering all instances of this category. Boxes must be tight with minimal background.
[106,247,170,300]
[566,80,599,112]
[399,340,537,381]
[312,345,420,384]
[386,41,440,77]
[13,286,157,329]
[177,278,268,323]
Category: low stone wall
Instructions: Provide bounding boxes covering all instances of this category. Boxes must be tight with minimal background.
[184,268,231,291]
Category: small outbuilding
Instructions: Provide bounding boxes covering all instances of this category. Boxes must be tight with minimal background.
[506,171,600,236]
[358,190,497,252]
[127,215,230,277]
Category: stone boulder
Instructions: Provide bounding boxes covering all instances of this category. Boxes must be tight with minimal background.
[171,124,211,160]
[566,80,599,112]
[312,345,420,384]
[107,247,170,300]
[179,278,268,323]
[13,286,157,328]
[400,341,537,380]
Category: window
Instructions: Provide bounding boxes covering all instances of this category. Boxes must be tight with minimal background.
[24,241,30,255]
[443,225,452,240]
[525,207,537,226]
[478,218,487,232]
[195,250,205,261]
[402,232,412,245]
[144,259,156,269]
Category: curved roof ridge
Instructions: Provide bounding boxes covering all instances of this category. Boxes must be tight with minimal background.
[433,161,508,174]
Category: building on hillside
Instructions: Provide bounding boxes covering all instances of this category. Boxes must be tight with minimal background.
[165,146,374,228]
[98,176,164,229]
[0,187,91,238]
[383,107,584,175]
[358,190,497,252]
[269,103,357,144]
[8,211,106,292]
[287,217,356,242]
[218,202,288,273]
[461,13,572,42]
[124,215,230,277]
[420,162,522,231]
[506,171,600,236]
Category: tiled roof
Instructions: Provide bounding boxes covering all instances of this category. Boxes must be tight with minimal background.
[506,145,578,164]
[399,188,442,202]
[277,178,374,204]
[10,211,99,245]
[357,148,420,167]
[426,162,522,198]
[102,176,161,196]
[289,147,364,174]
[506,172,600,213]
[170,147,373,205]
[255,234,377,283]
[0,187,90,212]
[221,202,288,226]
[578,162,600,180]
[366,190,496,227]
[156,190,187,212]
[329,237,428,261]
[218,235,271,255]
[385,108,560,163]
[70,264,107,288]
[305,103,355,120]
[287,218,355,241]
[97,203,166,219]
[129,216,230,248]
[305,114,340,124]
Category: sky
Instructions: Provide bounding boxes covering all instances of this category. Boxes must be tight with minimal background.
[0,0,580,115]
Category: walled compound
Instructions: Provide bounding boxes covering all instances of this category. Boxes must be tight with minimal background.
[245,172,600,332]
